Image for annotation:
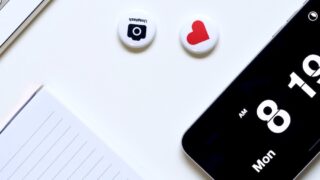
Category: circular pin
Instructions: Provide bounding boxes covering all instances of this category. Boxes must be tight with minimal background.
[180,16,219,55]
[308,11,318,21]
[118,10,156,49]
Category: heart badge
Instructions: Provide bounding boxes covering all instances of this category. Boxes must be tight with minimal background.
[187,20,210,45]
[180,16,219,55]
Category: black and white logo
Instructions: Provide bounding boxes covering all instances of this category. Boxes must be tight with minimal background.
[127,24,147,41]
[118,10,156,49]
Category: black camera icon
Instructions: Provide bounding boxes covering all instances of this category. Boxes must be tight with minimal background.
[127,24,147,41]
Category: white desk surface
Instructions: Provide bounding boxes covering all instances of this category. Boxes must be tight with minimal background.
[0,0,319,179]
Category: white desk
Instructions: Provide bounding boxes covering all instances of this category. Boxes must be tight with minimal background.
[0,0,318,179]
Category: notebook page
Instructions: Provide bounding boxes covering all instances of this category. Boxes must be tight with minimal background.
[0,88,142,180]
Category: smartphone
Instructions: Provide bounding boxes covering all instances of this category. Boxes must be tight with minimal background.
[182,0,320,179]
[0,0,51,55]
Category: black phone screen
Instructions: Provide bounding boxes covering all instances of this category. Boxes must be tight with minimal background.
[182,1,320,179]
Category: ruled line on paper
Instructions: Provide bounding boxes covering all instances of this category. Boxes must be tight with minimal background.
[7,118,63,180]
[112,171,121,180]
[97,164,112,180]
[36,133,80,180]
[0,89,141,180]
[82,156,104,180]
[0,112,55,173]
[52,141,88,180]
[67,149,96,180]
[22,128,75,179]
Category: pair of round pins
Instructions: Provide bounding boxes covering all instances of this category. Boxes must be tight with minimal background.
[118,10,219,55]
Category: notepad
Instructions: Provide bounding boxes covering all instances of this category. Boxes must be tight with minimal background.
[0,87,142,180]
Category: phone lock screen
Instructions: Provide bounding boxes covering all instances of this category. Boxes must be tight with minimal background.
[183,1,320,179]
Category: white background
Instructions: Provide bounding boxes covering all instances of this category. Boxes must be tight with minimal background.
[0,0,319,179]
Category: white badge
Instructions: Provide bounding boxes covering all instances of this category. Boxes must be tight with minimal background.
[180,16,219,55]
[118,10,156,49]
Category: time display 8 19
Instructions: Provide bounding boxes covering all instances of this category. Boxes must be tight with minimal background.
[256,54,320,134]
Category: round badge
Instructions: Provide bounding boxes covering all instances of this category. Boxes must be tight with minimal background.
[180,16,219,55]
[118,10,156,49]
[308,11,318,21]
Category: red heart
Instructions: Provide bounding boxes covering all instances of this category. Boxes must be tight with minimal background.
[187,20,210,45]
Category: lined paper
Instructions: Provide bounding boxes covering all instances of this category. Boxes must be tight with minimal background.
[0,88,141,180]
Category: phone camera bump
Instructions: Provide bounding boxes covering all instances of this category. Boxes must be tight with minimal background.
[308,11,318,22]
